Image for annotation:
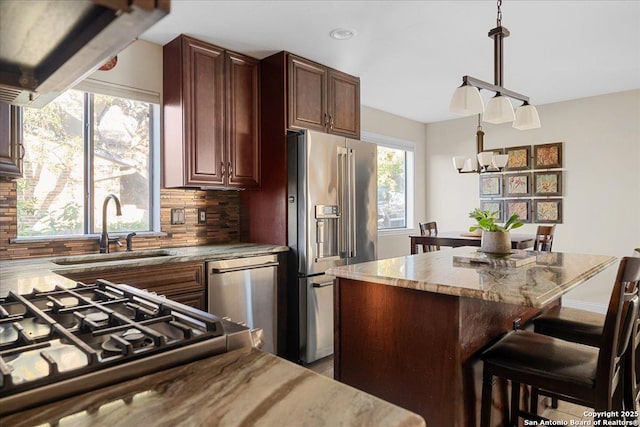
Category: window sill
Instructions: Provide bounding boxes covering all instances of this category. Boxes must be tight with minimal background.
[378,228,418,237]
[10,231,167,244]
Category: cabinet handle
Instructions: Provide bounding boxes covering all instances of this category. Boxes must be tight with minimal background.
[329,115,334,131]
[220,161,225,177]
[195,268,200,284]
[324,113,329,128]
[19,143,25,160]
[228,162,232,178]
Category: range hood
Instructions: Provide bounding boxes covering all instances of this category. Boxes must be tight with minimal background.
[0,0,169,108]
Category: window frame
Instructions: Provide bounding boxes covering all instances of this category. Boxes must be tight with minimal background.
[362,131,416,235]
[16,87,161,239]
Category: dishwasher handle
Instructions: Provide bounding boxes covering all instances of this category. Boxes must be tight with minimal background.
[312,280,334,288]
[210,261,279,274]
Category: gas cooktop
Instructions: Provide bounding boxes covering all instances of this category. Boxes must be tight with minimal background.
[0,280,254,416]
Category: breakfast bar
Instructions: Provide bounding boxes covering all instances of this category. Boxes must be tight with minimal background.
[328,247,617,427]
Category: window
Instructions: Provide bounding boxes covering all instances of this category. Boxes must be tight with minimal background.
[363,132,415,231]
[17,89,159,237]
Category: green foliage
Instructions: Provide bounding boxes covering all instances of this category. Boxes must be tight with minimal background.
[468,208,523,233]
[377,146,406,228]
[18,90,153,237]
[39,202,82,235]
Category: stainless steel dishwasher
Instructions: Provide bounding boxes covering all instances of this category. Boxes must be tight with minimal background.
[207,255,279,353]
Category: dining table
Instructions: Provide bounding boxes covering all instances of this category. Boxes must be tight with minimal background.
[410,231,535,254]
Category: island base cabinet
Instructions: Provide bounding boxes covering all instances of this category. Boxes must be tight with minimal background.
[333,278,551,427]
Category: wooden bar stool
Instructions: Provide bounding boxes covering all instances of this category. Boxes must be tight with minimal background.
[533,250,640,412]
[480,257,640,426]
[418,221,439,252]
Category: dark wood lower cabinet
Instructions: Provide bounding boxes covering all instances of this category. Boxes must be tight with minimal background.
[62,262,206,311]
[334,278,555,427]
[171,291,206,310]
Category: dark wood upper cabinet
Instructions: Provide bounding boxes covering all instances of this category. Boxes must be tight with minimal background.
[287,54,359,138]
[163,35,260,189]
[226,52,260,188]
[0,102,23,179]
[288,55,327,132]
[328,69,360,138]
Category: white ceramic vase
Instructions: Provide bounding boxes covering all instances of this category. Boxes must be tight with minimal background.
[481,231,511,254]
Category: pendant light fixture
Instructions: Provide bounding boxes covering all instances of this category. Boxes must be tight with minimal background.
[449,0,541,131]
[453,114,509,174]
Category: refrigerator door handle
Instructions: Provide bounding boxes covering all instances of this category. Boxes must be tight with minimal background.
[348,148,357,258]
[337,146,348,258]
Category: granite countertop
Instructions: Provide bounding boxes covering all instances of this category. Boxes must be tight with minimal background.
[0,243,288,297]
[0,347,426,427]
[328,246,617,307]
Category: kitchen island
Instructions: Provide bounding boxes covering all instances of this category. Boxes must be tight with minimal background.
[328,247,617,427]
[0,346,425,427]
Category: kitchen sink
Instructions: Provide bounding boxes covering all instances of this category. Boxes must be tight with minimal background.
[51,250,175,266]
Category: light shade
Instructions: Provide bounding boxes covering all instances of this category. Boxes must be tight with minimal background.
[513,103,541,130]
[449,84,484,116]
[483,95,515,124]
[452,156,466,170]
[477,151,494,167]
[492,154,509,169]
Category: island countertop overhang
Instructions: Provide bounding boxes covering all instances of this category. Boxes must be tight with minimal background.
[327,246,617,307]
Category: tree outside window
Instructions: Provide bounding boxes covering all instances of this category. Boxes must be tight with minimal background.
[377,145,407,229]
[17,90,155,237]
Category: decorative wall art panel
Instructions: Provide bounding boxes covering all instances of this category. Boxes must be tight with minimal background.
[504,173,532,197]
[533,199,563,223]
[505,199,531,223]
[479,175,502,198]
[533,142,563,169]
[534,171,563,196]
[504,145,531,171]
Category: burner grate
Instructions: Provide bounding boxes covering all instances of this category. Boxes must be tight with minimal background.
[0,280,241,417]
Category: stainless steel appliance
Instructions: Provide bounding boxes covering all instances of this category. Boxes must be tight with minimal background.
[0,280,255,416]
[207,255,279,353]
[288,129,377,364]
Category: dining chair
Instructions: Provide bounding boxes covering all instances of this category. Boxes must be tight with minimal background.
[480,257,640,426]
[533,248,640,412]
[418,221,439,252]
[533,225,556,251]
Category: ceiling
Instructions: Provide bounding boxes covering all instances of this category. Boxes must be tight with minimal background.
[140,1,640,124]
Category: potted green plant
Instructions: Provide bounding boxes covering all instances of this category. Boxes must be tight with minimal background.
[469,208,524,254]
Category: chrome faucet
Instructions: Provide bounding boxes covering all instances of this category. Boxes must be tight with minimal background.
[99,194,122,253]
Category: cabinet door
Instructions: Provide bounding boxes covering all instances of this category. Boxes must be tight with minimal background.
[226,52,260,188]
[287,55,327,132]
[0,102,23,178]
[183,38,226,186]
[328,69,360,138]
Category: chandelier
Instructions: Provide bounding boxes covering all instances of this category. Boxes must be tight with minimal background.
[450,0,540,173]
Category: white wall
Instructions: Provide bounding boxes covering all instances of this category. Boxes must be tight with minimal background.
[425,89,640,310]
[361,106,427,260]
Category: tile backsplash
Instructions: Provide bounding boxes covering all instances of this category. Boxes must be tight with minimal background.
[0,181,240,260]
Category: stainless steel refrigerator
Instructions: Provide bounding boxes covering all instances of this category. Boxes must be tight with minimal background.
[287,129,377,364]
